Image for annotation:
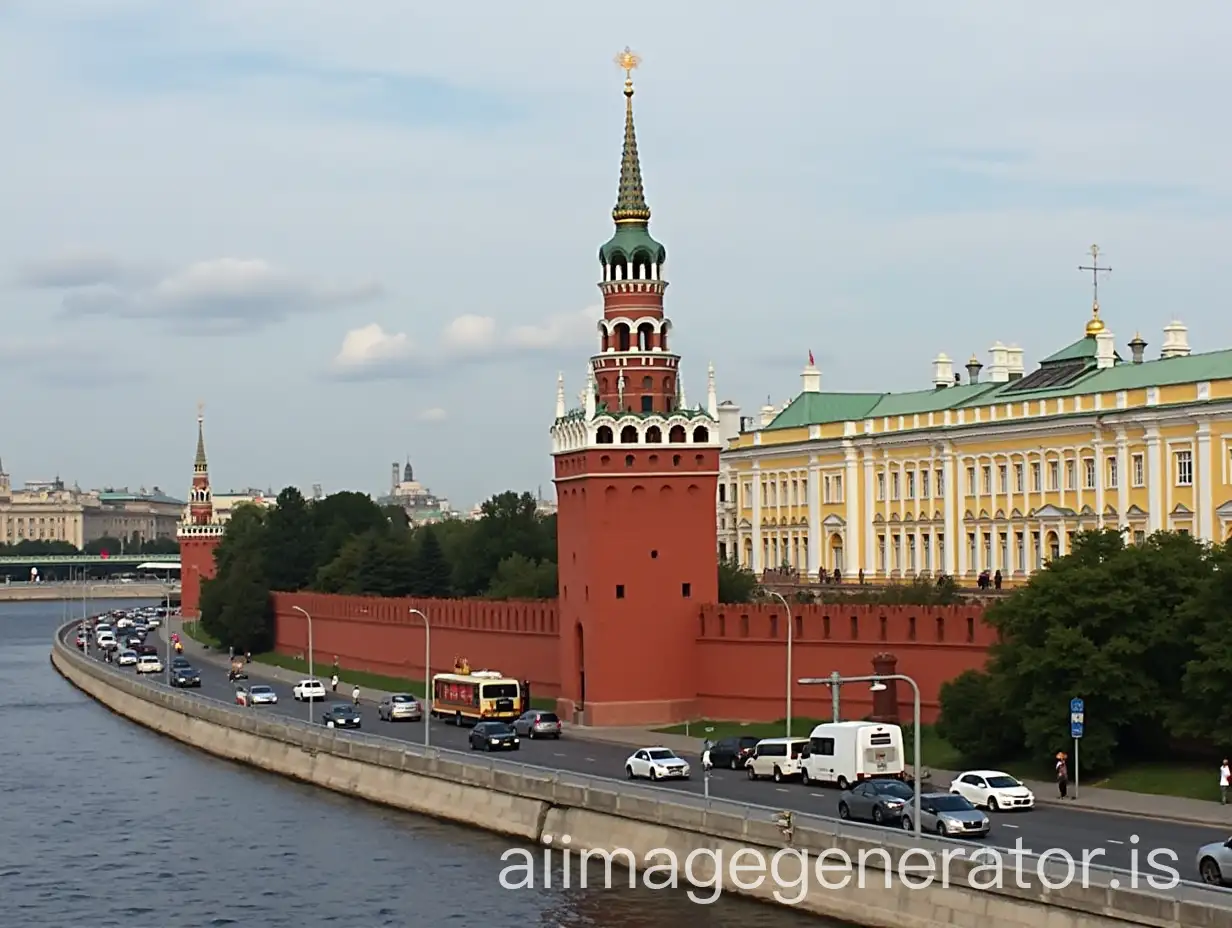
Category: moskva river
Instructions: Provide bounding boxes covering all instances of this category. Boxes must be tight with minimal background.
[4,601,850,927]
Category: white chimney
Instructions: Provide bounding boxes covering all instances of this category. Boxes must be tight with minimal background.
[1005,345,1025,380]
[1095,330,1116,369]
[1161,320,1190,358]
[932,353,953,389]
[987,341,1010,382]
[759,402,776,427]
[718,401,741,443]
[801,357,821,393]
[555,372,566,418]
[706,362,718,417]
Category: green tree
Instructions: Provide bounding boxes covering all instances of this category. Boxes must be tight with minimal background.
[454,492,554,595]
[312,491,390,570]
[263,486,316,592]
[1178,540,1232,746]
[140,537,180,555]
[486,552,557,599]
[935,669,1022,763]
[84,536,125,556]
[410,527,452,597]
[210,555,274,653]
[718,558,757,603]
[314,530,416,597]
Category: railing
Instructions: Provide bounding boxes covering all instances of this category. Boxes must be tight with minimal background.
[54,618,1232,910]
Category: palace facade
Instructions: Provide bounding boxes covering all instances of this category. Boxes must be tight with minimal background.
[718,307,1232,582]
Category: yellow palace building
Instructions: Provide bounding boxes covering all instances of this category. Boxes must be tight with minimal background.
[716,297,1232,583]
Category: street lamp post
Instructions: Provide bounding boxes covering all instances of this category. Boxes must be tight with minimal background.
[798,672,923,838]
[292,606,314,724]
[164,587,172,688]
[767,590,794,737]
[408,608,431,748]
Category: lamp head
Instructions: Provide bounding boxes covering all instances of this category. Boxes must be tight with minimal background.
[869,682,887,693]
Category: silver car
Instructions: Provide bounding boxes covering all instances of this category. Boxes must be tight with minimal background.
[1196,837,1232,885]
[513,710,562,739]
[377,693,422,722]
[902,791,990,838]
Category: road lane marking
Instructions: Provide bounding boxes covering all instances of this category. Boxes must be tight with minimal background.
[553,753,566,757]
[810,792,827,798]
[585,757,595,762]
[776,788,789,793]
[1107,839,1125,845]
[1000,823,1019,828]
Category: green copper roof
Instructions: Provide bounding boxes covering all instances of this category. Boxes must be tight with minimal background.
[767,393,884,429]
[599,82,664,266]
[1041,336,1098,363]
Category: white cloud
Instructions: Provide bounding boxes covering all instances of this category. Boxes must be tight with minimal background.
[328,306,598,381]
[330,323,414,379]
[32,254,381,333]
[419,407,448,422]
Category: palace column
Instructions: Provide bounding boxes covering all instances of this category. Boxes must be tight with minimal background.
[843,441,859,574]
[942,443,957,575]
[806,457,821,575]
[862,448,875,574]
[751,461,763,573]
[1146,427,1163,533]
[1093,435,1106,528]
[1116,428,1130,531]
[1197,418,1213,541]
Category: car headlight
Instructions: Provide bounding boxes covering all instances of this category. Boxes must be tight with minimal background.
[490,738,500,744]
[886,800,903,807]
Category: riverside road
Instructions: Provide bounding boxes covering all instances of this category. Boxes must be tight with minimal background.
[71,625,1229,884]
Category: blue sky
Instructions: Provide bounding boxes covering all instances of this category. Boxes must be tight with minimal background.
[2,1,1230,509]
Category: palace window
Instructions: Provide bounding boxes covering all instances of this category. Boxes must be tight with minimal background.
[1106,456,1118,489]
[1132,454,1145,487]
[1031,462,1042,492]
[822,475,831,504]
[937,533,945,566]
[922,533,931,571]
[906,471,916,499]
[920,469,930,498]
[1032,531,1042,569]
[877,534,887,572]
[983,535,992,571]
[935,470,945,497]
[1065,459,1076,490]
[981,465,992,495]
[967,533,977,569]
[833,474,843,502]
[1015,531,1025,572]
[1047,460,1060,491]
[998,464,1008,493]
[790,479,798,506]
[893,534,902,571]
[742,482,752,506]
[1134,530,1146,544]
[876,472,886,501]
[891,472,900,500]
[1014,462,1024,493]
[966,466,976,495]
[907,534,916,572]
[1083,458,1096,490]
[1175,449,1193,487]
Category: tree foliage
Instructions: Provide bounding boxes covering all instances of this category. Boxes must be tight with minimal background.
[937,528,1225,773]
[718,558,758,603]
[202,488,560,646]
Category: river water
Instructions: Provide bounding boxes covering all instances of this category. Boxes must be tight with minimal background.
[4,601,850,927]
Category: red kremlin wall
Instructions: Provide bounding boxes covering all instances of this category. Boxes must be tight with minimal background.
[271,593,993,723]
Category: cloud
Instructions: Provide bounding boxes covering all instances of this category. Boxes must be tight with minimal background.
[330,323,414,380]
[419,407,447,422]
[328,306,598,381]
[29,254,382,334]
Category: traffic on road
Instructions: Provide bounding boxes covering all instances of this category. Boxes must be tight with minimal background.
[66,610,1232,886]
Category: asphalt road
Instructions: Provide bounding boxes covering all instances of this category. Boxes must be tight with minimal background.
[69,623,1230,884]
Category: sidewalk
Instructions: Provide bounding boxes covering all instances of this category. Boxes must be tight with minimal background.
[166,618,1232,829]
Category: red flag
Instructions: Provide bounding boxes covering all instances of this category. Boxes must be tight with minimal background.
[808,350,815,366]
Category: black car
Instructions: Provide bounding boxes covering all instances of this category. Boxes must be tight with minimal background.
[838,778,915,826]
[469,721,520,751]
[170,665,201,688]
[124,634,144,649]
[137,644,159,657]
[709,736,761,770]
[321,704,362,729]
[170,656,192,671]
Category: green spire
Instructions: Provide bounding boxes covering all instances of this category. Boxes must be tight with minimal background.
[612,81,651,224]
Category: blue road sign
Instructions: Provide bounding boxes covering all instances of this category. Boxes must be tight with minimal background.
[1070,697,1084,739]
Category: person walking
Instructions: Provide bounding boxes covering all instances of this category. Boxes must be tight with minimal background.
[1220,759,1230,805]
[701,740,713,771]
[1056,752,1069,799]
[331,673,339,693]
[352,685,361,707]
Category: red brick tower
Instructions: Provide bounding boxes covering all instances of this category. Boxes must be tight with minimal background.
[177,404,224,617]
[552,50,722,726]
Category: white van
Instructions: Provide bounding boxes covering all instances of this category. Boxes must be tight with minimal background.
[746,737,810,782]
[800,721,905,789]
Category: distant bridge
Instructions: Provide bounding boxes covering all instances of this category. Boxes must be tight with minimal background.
[0,554,181,567]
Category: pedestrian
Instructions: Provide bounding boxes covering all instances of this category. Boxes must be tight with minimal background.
[1220,759,1230,805]
[702,741,712,771]
[229,645,234,662]
[331,673,339,693]
[1056,752,1069,799]
[352,684,361,707]
[245,650,251,664]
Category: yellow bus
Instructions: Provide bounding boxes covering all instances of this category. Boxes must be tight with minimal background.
[430,668,524,724]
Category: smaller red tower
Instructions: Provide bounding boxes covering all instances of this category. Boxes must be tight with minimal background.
[177,404,224,617]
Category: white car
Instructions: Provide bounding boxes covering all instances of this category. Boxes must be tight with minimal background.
[949,769,1035,811]
[135,655,163,674]
[117,650,138,666]
[625,747,691,781]
[292,679,326,701]
[247,684,278,705]
[145,616,161,628]
[96,634,118,651]
[116,616,133,629]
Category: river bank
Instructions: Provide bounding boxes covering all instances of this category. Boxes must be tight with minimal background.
[0,582,174,602]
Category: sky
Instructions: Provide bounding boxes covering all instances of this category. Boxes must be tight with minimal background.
[2,1,1231,509]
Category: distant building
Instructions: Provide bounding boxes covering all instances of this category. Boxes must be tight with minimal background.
[379,459,456,526]
[0,460,183,549]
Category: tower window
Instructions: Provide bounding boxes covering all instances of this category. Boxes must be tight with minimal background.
[669,425,687,443]
[596,426,614,444]
[637,323,654,350]
[645,426,662,443]
[625,454,634,467]
[620,425,638,443]
[673,455,681,466]
[692,426,710,443]
[642,376,653,389]
[615,323,631,352]
[681,583,691,598]
[615,584,625,599]
[640,395,653,412]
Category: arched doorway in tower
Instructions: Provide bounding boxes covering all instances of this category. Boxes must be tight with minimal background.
[575,622,586,712]
[1046,531,1060,561]
[829,533,844,573]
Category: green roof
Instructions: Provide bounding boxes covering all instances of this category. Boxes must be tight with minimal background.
[1041,336,1098,363]
[599,222,664,266]
[758,345,1232,432]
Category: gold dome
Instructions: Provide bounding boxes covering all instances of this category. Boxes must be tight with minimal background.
[1085,301,1105,336]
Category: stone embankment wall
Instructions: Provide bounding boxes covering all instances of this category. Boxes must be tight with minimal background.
[51,624,1211,928]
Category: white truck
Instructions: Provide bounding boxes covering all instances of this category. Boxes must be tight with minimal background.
[799,721,906,790]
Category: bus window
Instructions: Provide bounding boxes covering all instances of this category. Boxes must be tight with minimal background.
[481,683,518,700]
